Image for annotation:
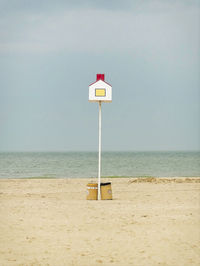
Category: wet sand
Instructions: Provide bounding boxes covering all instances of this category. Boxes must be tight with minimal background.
[0,177,200,266]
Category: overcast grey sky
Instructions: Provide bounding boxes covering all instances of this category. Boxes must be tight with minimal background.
[0,0,199,151]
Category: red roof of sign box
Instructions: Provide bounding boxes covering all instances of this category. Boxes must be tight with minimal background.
[89,74,112,86]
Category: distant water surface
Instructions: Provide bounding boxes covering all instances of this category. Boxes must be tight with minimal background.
[0,151,199,179]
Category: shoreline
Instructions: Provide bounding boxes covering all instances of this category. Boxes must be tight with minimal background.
[1,176,200,182]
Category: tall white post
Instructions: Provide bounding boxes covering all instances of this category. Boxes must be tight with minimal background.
[98,101,102,200]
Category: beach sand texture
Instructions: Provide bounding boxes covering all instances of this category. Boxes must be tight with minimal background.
[0,178,200,266]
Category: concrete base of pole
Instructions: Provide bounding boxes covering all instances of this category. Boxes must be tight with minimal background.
[86,183,112,200]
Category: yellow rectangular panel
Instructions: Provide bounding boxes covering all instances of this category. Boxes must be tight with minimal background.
[95,89,106,97]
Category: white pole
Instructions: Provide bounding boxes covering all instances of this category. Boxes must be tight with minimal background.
[98,101,102,200]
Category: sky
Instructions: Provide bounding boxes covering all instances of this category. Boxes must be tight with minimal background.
[0,0,199,151]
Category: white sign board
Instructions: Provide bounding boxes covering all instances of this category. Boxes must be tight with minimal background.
[89,79,112,102]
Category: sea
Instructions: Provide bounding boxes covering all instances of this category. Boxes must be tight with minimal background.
[0,151,199,179]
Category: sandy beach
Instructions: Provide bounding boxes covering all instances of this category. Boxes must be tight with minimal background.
[0,177,199,266]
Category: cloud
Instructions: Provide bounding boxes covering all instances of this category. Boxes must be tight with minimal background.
[0,0,199,20]
[0,0,199,14]
[0,0,137,17]
[0,0,199,70]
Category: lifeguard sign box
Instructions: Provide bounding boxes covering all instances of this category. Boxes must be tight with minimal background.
[89,74,112,102]
[88,74,112,200]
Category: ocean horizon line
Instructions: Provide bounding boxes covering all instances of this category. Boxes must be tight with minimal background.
[0,150,199,153]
